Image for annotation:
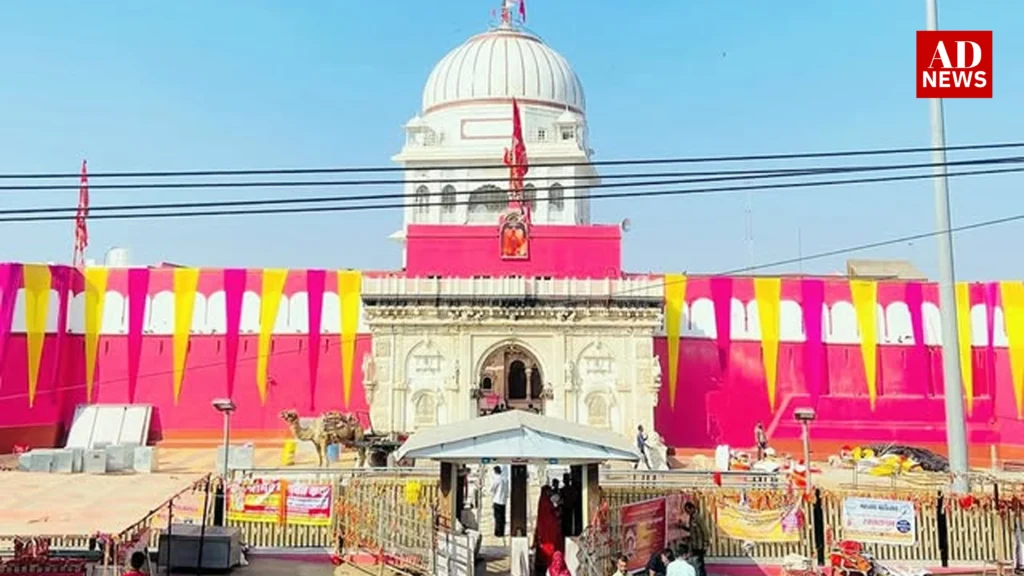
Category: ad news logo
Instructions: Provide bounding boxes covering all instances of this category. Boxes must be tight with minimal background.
[916,31,992,98]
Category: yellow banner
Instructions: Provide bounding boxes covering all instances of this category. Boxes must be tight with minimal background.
[1001,281,1024,418]
[850,280,878,409]
[23,265,52,408]
[83,267,109,403]
[955,283,974,415]
[172,268,200,405]
[664,274,686,410]
[754,277,782,409]
[257,269,288,404]
[715,501,802,543]
[338,270,362,408]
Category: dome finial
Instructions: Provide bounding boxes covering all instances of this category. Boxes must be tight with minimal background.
[497,0,525,30]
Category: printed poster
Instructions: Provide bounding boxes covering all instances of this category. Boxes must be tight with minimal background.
[841,497,916,545]
[154,489,207,526]
[619,498,667,573]
[715,500,803,543]
[227,478,333,526]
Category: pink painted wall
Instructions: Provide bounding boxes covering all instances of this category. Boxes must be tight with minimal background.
[404,224,622,277]
[653,276,1018,449]
[0,333,371,440]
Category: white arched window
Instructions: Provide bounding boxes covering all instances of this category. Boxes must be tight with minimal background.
[548,183,565,212]
[413,185,430,221]
[414,393,437,428]
[441,185,458,223]
[523,184,536,210]
[468,185,505,222]
[586,395,610,429]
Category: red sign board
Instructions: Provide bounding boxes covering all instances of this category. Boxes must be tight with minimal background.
[619,497,667,572]
[916,31,992,98]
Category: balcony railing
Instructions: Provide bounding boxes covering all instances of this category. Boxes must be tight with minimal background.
[362,275,662,301]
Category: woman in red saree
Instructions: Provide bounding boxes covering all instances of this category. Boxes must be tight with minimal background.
[534,485,564,575]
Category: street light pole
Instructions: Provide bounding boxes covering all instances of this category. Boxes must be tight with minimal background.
[925,0,970,494]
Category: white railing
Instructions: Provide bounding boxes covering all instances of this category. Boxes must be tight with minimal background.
[362,276,662,300]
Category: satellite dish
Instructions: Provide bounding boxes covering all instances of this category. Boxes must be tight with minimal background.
[620,218,632,233]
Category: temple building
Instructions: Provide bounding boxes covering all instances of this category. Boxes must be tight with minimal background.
[0,5,1021,457]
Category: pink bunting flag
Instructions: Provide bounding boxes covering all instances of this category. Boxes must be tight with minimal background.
[709,277,733,370]
[223,269,247,398]
[0,264,22,374]
[800,279,825,402]
[48,267,72,403]
[126,268,150,403]
[985,282,999,392]
[306,269,326,410]
[905,282,927,392]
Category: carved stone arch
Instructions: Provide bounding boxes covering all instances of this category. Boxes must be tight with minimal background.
[576,340,617,389]
[475,339,547,404]
[582,390,615,429]
[474,338,547,383]
[408,389,438,429]
[405,339,445,390]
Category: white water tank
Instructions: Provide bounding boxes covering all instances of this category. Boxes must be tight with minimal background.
[104,247,130,267]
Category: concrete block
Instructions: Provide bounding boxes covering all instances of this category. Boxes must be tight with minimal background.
[28,450,54,473]
[51,449,74,473]
[84,449,107,474]
[70,448,84,473]
[133,446,156,473]
[105,444,133,472]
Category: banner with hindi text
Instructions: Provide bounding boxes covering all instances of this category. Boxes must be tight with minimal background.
[619,497,667,573]
[715,500,803,543]
[226,478,333,526]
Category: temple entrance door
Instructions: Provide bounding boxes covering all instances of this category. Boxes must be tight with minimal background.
[476,343,545,415]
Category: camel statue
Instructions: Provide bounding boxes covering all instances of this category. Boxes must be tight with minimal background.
[279,409,368,468]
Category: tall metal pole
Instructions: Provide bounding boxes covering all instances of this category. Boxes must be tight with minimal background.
[926,0,970,493]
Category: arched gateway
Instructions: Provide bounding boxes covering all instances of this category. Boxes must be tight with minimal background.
[476,341,546,415]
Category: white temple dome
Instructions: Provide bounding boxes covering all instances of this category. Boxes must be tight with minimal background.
[421,28,586,115]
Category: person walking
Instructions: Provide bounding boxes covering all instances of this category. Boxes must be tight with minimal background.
[682,501,707,576]
[489,465,509,537]
[635,425,651,470]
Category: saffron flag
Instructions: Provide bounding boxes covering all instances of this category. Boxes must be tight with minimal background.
[503,98,529,214]
[337,270,362,408]
[126,268,150,403]
[955,283,974,416]
[83,267,109,402]
[849,280,878,409]
[663,274,686,410]
[172,268,200,404]
[257,269,288,404]
[754,277,782,410]
[23,265,52,407]
[518,0,526,22]
[74,160,89,266]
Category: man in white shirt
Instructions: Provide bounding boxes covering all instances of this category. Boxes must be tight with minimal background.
[489,466,509,537]
[666,544,696,576]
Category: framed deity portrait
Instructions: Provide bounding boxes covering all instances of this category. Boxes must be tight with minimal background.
[499,212,529,260]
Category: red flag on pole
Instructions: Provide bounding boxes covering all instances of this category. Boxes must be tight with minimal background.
[73,160,89,267]
[503,98,529,216]
[518,0,526,23]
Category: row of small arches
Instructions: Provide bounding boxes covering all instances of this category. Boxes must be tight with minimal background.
[412,183,565,214]
[669,298,1009,346]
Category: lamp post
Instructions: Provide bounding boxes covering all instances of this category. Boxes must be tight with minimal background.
[212,398,236,525]
[924,0,970,495]
[794,408,816,492]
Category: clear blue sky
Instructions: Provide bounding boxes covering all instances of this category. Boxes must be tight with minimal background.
[0,1,1021,279]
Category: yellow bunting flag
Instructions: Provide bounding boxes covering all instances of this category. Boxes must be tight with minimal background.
[172,268,200,404]
[23,265,52,408]
[754,277,782,410]
[257,269,288,404]
[663,274,687,410]
[338,270,362,408]
[849,280,878,409]
[83,267,109,403]
[955,283,974,415]
[1001,281,1024,419]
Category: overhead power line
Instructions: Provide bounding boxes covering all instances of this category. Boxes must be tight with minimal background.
[2,141,1023,180]
[3,155,1022,194]
[0,164,1020,223]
